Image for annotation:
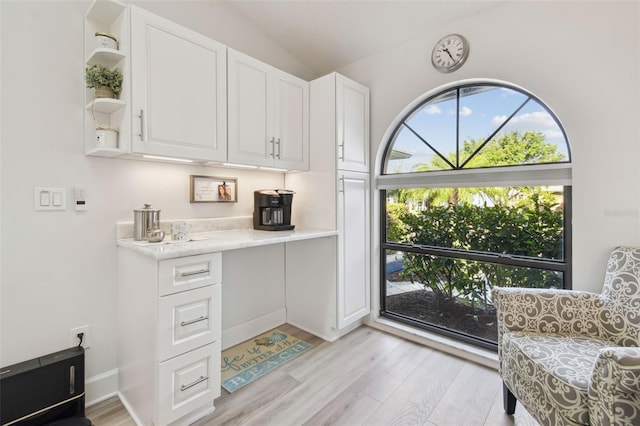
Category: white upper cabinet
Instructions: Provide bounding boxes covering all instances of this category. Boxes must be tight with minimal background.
[274,70,309,170]
[228,48,309,170]
[227,50,273,167]
[130,6,227,162]
[336,74,369,172]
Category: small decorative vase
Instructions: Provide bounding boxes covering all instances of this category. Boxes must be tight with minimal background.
[94,85,114,99]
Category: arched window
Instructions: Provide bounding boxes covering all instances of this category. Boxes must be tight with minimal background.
[378,80,571,350]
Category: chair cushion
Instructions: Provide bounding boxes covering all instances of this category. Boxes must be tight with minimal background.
[502,332,614,425]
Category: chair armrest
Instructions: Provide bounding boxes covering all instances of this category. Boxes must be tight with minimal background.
[492,287,604,337]
[589,347,640,426]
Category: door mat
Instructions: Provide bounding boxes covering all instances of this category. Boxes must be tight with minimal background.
[221,328,313,393]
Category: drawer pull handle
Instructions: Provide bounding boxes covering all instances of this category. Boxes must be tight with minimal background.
[180,375,208,392]
[179,269,209,277]
[180,316,209,326]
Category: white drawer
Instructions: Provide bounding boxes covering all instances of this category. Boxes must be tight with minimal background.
[158,284,221,361]
[157,341,221,425]
[159,253,221,296]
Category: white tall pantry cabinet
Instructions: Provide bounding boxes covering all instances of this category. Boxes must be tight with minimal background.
[286,73,370,340]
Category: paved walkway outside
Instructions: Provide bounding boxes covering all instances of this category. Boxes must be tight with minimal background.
[386,280,424,295]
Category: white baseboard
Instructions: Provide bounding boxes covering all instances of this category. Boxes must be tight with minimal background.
[117,391,144,426]
[117,391,214,426]
[222,308,287,350]
[288,318,362,343]
[179,405,216,425]
[85,368,119,406]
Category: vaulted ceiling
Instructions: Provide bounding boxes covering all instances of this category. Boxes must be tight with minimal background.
[224,1,501,75]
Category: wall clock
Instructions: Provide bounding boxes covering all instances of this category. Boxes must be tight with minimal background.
[431,34,469,73]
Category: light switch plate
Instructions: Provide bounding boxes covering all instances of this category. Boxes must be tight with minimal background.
[34,187,66,211]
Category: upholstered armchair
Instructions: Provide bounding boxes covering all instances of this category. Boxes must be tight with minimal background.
[492,246,640,426]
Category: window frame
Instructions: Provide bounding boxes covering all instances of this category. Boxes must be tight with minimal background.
[380,81,571,176]
[379,186,572,350]
[376,80,572,350]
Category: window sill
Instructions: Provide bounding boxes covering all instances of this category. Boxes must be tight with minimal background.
[366,316,499,370]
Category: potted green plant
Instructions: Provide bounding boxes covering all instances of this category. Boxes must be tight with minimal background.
[85,64,123,99]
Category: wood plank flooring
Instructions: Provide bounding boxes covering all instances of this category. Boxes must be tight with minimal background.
[86,324,539,426]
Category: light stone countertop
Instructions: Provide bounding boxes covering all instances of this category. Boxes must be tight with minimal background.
[117,227,338,260]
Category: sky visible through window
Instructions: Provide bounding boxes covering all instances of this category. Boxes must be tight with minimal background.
[385,86,568,173]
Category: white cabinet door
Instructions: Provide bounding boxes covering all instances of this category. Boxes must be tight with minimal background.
[273,69,309,170]
[337,171,370,328]
[228,49,309,170]
[130,6,227,161]
[227,49,273,167]
[336,74,369,172]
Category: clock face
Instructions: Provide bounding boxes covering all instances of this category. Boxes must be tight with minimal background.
[431,34,469,73]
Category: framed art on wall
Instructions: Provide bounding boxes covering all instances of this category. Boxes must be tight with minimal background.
[190,175,238,203]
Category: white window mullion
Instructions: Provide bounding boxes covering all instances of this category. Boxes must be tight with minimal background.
[376,163,571,190]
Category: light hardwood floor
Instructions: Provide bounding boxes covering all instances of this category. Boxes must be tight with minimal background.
[86,324,539,426]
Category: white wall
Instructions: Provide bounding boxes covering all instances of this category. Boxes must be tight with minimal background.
[337,1,640,294]
[0,0,309,402]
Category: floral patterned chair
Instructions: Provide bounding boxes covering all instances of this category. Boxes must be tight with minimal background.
[492,246,640,426]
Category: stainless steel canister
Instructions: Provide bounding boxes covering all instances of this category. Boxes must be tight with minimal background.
[133,204,161,241]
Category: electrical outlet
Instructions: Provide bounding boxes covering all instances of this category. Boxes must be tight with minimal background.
[70,325,91,349]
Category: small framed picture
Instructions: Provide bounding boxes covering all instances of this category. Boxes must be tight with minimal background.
[190,175,237,203]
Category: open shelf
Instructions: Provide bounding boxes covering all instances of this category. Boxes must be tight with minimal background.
[85,0,129,157]
[86,98,126,114]
[85,0,126,24]
[86,146,126,158]
[86,48,125,68]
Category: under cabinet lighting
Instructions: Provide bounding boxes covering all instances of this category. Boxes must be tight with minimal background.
[142,155,194,163]
[259,166,289,172]
[222,163,259,169]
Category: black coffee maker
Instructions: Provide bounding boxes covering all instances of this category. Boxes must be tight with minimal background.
[253,190,295,231]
